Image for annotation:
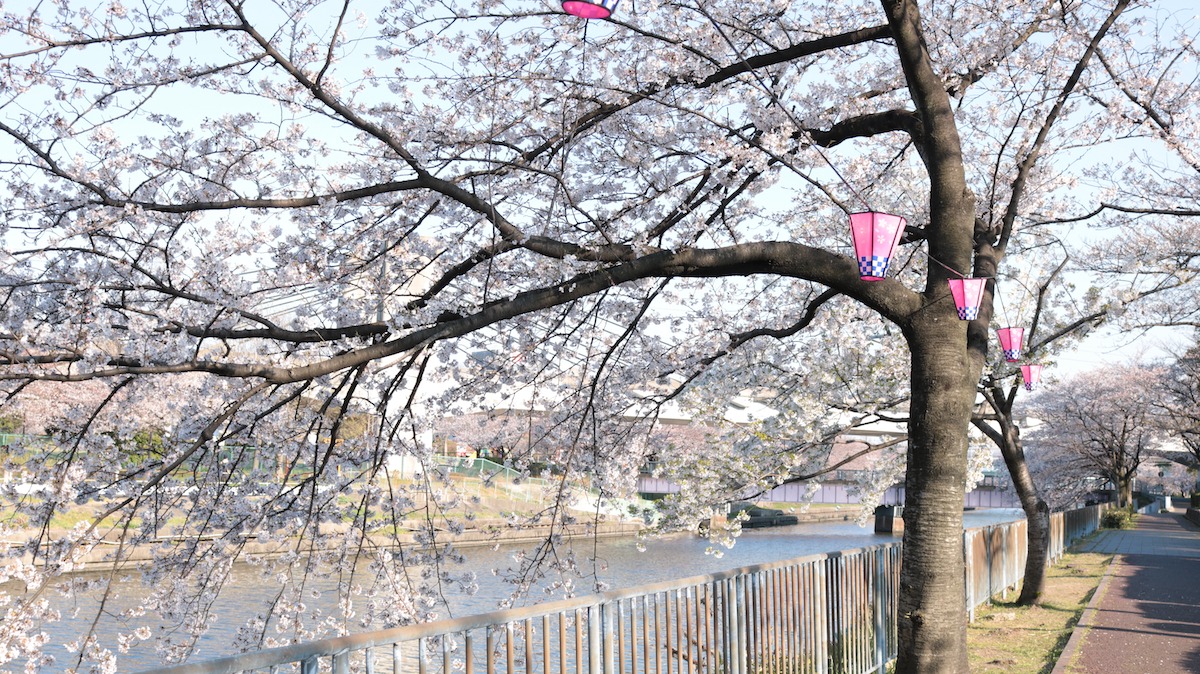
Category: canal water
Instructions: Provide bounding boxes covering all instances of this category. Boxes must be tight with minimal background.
[32,509,1023,672]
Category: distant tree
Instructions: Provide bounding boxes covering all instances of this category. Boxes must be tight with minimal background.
[1030,364,1167,508]
[1024,435,1107,510]
[441,412,533,465]
[1164,339,1200,468]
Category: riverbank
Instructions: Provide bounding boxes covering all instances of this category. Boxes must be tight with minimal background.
[7,498,865,572]
[32,517,913,671]
[787,508,858,524]
[748,500,863,524]
[45,510,854,572]
[4,517,647,572]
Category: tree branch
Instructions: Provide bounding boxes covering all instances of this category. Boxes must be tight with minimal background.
[996,0,1133,256]
[2,243,918,384]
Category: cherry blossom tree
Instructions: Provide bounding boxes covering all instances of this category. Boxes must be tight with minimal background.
[1024,432,1109,510]
[2,1,1196,672]
[966,241,1197,603]
[1029,363,1167,508]
[971,261,1099,606]
[1163,338,1200,468]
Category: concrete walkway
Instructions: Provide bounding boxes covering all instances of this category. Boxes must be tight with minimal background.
[1054,510,1200,673]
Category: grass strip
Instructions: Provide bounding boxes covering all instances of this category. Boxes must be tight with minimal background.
[967,551,1112,674]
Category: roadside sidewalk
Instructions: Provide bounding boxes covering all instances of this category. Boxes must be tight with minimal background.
[1053,510,1200,673]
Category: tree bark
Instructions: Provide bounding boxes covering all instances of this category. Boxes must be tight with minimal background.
[883,0,981,667]
[996,425,1050,604]
[1118,477,1133,509]
[895,318,978,674]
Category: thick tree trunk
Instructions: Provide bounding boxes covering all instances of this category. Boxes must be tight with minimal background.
[996,425,1050,605]
[881,1,985,670]
[1118,478,1133,509]
[894,321,978,674]
[1019,501,1052,602]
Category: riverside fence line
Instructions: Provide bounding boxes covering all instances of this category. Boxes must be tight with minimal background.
[141,504,1109,674]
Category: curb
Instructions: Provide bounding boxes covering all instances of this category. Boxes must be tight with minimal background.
[1185,507,1200,528]
[1049,553,1121,674]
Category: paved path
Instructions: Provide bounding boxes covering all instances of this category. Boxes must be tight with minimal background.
[1054,510,1200,673]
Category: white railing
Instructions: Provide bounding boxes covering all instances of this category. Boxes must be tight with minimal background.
[138,504,1110,674]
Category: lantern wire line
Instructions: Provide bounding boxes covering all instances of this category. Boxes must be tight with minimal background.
[693,6,872,212]
[924,251,973,280]
[994,277,1013,328]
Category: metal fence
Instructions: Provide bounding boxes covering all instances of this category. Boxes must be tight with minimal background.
[962,503,1109,621]
[1058,504,1108,556]
[140,546,903,674]
[0,432,48,446]
[139,504,1109,674]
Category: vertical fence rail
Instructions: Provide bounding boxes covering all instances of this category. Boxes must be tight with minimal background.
[141,504,1111,674]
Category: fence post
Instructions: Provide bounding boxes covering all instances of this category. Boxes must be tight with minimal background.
[728,577,744,674]
[1000,526,1009,599]
[589,605,601,674]
[331,647,350,671]
[963,530,974,623]
[817,558,829,674]
[602,602,617,674]
[873,547,887,672]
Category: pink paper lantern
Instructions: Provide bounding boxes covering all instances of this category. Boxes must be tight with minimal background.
[1021,364,1043,391]
[996,327,1024,363]
[561,0,619,18]
[947,278,987,320]
[849,211,907,281]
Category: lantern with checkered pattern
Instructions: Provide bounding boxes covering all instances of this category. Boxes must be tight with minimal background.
[996,327,1024,362]
[947,278,986,320]
[1021,364,1043,391]
[849,212,907,281]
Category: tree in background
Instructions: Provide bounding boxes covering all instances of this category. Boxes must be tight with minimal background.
[1024,434,1111,510]
[1164,338,1200,469]
[1029,364,1167,508]
[968,252,1176,604]
[1,1,1197,672]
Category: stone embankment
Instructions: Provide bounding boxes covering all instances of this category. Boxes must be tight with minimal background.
[12,504,861,573]
[8,518,646,572]
[792,509,857,524]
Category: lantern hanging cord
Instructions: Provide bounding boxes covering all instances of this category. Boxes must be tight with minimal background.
[694,6,871,212]
[924,251,973,280]
[994,277,1013,328]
